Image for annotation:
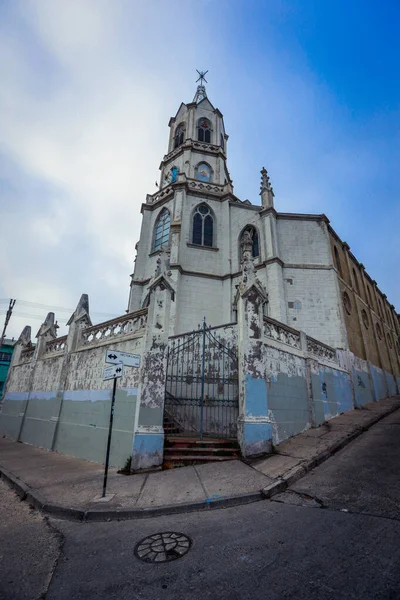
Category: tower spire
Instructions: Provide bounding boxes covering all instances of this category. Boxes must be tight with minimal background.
[260,167,275,209]
[193,69,208,103]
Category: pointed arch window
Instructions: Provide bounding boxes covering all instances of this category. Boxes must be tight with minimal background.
[153,208,171,251]
[197,119,211,143]
[333,246,343,278]
[240,226,259,259]
[353,268,360,295]
[192,204,213,247]
[174,123,185,149]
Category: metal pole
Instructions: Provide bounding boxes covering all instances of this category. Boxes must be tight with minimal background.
[102,376,117,498]
[199,318,206,440]
[0,299,16,350]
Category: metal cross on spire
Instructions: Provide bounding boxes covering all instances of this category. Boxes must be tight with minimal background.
[193,70,209,103]
[196,69,208,85]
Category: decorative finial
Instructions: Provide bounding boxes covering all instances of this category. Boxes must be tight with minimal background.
[196,70,208,85]
[193,70,209,103]
[260,167,275,209]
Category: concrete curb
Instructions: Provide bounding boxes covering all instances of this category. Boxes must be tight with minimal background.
[0,463,264,521]
[262,403,400,499]
[1,402,399,521]
[0,466,30,500]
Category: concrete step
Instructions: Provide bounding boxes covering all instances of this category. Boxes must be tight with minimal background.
[164,447,239,457]
[165,437,238,447]
[164,455,237,463]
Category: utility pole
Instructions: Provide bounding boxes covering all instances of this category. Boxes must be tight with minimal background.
[0,299,16,350]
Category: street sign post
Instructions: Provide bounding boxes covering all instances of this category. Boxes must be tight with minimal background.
[105,349,141,368]
[102,362,124,498]
[103,363,124,381]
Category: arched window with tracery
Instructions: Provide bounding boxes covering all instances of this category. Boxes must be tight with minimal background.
[240,226,260,259]
[153,208,171,251]
[197,119,211,143]
[174,123,185,149]
[192,204,213,247]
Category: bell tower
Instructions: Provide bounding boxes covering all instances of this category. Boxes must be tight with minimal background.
[128,72,236,334]
[159,70,231,190]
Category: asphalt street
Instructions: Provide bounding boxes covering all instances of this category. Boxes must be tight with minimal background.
[0,478,60,600]
[2,408,400,600]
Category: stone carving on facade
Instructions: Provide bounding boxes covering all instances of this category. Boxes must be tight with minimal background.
[17,326,35,363]
[155,249,172,278]
[66,294,92,329]
[36,312,58,341]
[234,230,268,315]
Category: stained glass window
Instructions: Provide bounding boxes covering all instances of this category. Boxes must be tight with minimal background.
[153,208,171,251]
[198,119,211,143]
[192,204,213,247]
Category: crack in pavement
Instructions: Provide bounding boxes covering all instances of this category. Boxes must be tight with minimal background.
[270,491,400,524]
[36,517,65,600]
[271,490,325,508]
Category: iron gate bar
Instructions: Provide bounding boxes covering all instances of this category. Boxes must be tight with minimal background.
[164,321,239,439]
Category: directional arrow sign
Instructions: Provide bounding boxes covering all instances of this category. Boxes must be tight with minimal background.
[105,349,141,368]
[103,363,124,381]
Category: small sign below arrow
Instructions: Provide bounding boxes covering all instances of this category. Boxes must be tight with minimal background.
[103,363,124,381]
[105,349,141,368]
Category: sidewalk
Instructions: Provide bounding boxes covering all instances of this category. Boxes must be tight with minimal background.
[1,396,399,521]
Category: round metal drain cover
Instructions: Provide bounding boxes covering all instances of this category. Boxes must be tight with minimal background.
[134,532,192,563]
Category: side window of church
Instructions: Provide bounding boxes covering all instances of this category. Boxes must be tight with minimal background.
[196,163,211,182]
[153,208,171,251]
[174,124,185,149]
[241,226,259,258]
[192,204,213,247]
[197,119,211,143]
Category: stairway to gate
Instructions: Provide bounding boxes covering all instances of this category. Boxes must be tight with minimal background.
[163,436,241,466]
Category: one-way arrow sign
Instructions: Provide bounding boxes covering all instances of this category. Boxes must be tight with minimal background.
[103,363,124,381]
[105,349,141,368]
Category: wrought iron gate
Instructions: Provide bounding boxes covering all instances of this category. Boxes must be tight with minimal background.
[164,321,239,439]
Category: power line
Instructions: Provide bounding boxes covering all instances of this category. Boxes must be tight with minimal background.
[0,311,69,324]
[0,298,119,318]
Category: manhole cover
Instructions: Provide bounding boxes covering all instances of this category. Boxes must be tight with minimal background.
[134,532,192,563]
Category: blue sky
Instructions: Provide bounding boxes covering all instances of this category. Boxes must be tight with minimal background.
[0,0,399,339]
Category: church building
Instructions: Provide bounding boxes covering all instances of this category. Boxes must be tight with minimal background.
[128,75,400,376]
[1,74,399,471]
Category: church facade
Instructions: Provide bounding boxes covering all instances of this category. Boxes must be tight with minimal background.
[1,78,399,471]
[128,81,400,375]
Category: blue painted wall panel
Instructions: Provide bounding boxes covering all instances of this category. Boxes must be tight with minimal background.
[268,373,310,444]
[384,371,397,397]
[370,364,387,400]
[245,375,268,417]
[352,370,373,406]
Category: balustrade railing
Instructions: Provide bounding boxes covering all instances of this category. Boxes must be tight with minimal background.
[306,335,337,362]
[147,185,173,205]
[188,180,224,194]
[263,317,301,349]
[80,308,148,347]
[20,347,35,363]
[45,335,67,355]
